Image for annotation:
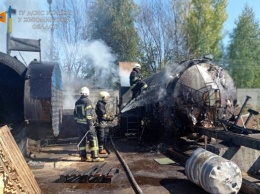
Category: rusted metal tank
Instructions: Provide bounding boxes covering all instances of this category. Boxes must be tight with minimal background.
[120,58,237,141]
[24,60,63,139]
[185,148,242,194]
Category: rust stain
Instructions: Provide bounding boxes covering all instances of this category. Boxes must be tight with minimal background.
[119,62,136,74]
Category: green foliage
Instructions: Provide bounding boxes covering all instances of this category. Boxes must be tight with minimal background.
[185,0,227,58]
[87,0,140,63]
[227,5,260,88]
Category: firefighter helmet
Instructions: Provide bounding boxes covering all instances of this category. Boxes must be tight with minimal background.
[80,87,89,96]
[134,63,141,69]
[99,91,110,102]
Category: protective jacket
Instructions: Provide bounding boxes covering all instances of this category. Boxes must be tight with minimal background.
[74,95,93,125]
[130,68,142,88]
[129,68,148,99]
[95,100,110,123]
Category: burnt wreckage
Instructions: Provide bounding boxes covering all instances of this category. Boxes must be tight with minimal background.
[120,57,251,144]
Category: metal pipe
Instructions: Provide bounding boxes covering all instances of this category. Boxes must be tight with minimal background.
[234,96,251,125]
[244,109,259,127]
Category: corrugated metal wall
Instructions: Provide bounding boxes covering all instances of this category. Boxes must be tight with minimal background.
[237,89,260,110]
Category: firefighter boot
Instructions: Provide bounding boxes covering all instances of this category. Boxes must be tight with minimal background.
[89,137,104,162]
[99,145,109,158]
[92,157,104,162]
[99,149,107,154]
[86,156,92,162]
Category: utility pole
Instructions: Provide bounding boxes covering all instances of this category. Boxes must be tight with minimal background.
[47,0,54,60]
[6,6,16,55]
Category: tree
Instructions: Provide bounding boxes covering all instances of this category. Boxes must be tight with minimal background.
[52,0,118,89]
[87,0,140,63]
[53,0,90,78]
[137,0,188,73]
[184,0,228,58]
[227,4,260,88]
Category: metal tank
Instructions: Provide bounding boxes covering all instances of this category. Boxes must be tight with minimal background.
[185,148,242,194]
[24,60,63,139]
[120,58,237,140]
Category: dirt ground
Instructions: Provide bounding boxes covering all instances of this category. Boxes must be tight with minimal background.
[22,109,258,194]
[28,137,208,194]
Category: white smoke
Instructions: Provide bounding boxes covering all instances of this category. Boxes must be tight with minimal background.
[61,39,118,109]
[62,75,81,109]
[156,63,180,101]
[81,40,118,88]
[82,40,117,70]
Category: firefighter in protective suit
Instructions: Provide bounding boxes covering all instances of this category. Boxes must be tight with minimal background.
[74,87,104,162]
[130,63,148,99]
[95,91,113,155]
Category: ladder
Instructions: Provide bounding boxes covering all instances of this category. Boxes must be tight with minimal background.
[126,115,140,138]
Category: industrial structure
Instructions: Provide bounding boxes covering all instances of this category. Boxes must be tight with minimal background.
[0,51,63,140]
[0,52,260,193]
[119,58,239,142]
[118,58,260,193]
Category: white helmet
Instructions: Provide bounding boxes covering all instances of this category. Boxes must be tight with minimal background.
[80,87,89,96]
[134,63,141,69]
[99,91,110,102]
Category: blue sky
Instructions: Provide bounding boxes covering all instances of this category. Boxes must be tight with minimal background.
[224,0,260,44]
[0,0,260,55]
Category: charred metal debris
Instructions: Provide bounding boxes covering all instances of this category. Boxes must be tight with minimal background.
[119,57,260,148]
[59,162,119,183]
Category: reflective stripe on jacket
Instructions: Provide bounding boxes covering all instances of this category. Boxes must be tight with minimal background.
[74,95,93,125]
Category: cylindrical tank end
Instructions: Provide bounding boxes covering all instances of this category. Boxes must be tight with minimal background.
[185,148,242,194]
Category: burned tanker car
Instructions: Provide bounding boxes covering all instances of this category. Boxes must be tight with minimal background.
[0,52,63,141]
[120,58,237,143]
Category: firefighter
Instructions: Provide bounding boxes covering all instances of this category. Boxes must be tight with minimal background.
[74,87,104,162]
[129,63,148,99]
[95,91,113,155]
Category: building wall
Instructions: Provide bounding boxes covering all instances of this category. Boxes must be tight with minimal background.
[237,88,260,110]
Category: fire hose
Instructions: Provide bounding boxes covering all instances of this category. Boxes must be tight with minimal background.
[110,135,143,194]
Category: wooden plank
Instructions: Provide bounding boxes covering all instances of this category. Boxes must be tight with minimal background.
[0,125,41,193]
[5,128,41,193]
[1,127,41,193]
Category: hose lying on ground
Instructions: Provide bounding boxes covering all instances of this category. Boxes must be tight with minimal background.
[110,136,143,194]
